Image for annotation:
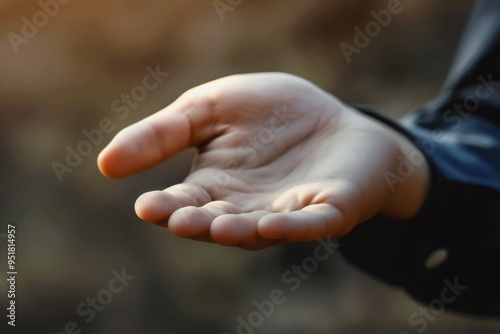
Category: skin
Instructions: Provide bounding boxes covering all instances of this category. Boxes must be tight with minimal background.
[98,73,430,250]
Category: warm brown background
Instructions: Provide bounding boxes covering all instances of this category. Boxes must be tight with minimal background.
[1,0,500,333]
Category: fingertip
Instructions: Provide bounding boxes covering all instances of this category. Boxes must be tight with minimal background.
[210,214,249,246]
[168,207,211,238]
[134,191,179,225]
[97,146,118,179]
[257,214,289,240]
[96,135,141,179]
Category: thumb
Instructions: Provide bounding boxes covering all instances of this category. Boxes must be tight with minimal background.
[97,91,218,178]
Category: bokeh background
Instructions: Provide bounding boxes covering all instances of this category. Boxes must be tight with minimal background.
[1,0,500,333]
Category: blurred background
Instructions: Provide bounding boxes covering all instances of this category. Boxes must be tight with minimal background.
[1,0,500,333]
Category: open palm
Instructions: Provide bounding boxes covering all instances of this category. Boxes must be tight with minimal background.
[98,73,428,250]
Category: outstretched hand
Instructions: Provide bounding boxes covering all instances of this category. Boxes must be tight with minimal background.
[98,73,429,250]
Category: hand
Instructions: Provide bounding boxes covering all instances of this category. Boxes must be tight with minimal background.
[98,73,429,250]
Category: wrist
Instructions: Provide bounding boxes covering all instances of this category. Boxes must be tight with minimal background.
[380,129,431,220]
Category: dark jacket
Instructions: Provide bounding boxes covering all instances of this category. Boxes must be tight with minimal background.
[341,0,500,316]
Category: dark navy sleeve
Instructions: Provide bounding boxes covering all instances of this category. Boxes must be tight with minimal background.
[338,0,500,316]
